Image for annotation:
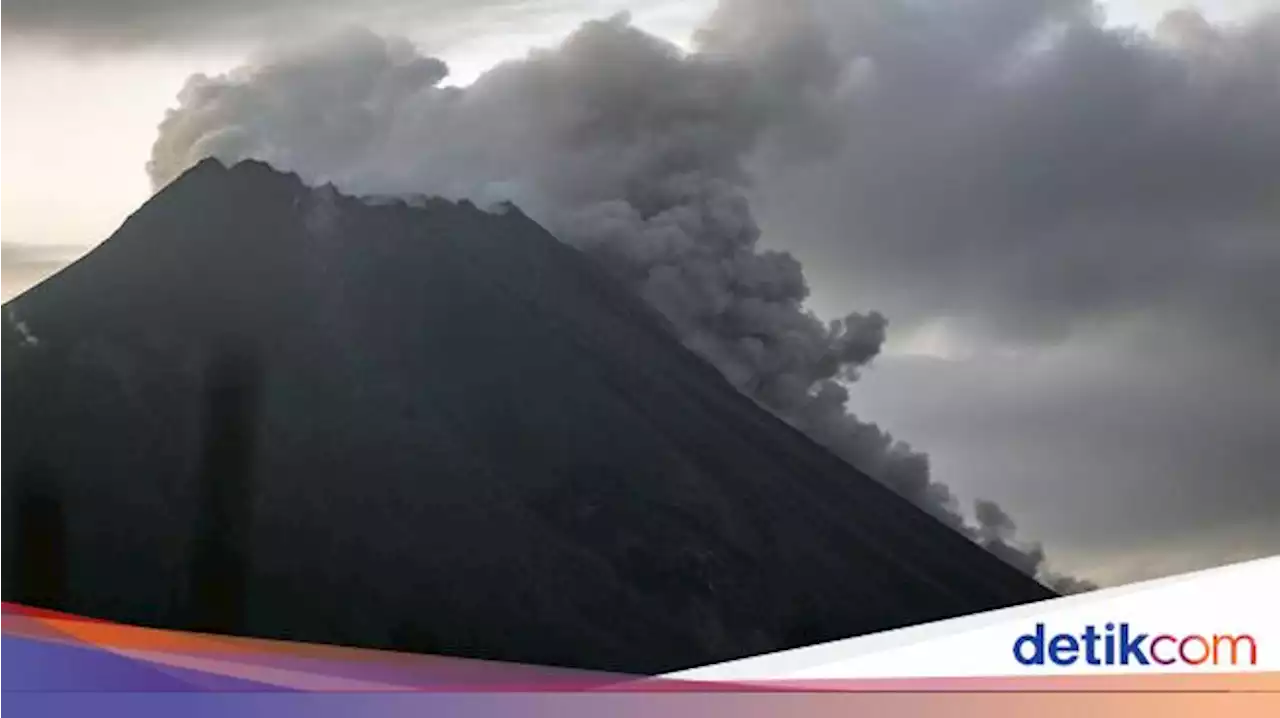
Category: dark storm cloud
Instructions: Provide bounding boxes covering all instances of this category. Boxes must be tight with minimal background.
[726,0,1280,350]
[4,0,322,46]
[1,0,569,49]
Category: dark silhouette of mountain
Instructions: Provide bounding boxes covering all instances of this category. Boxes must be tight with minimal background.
[2,159,1053,674]
[7,461,68,610]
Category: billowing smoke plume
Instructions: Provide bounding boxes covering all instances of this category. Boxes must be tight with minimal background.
[975,499,1097,593]
[148,6,1103,588]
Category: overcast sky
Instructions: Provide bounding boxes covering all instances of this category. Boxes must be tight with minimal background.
[3,0,1278,587]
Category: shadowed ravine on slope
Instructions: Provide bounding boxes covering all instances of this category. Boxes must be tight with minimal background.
[2,159,1054,674]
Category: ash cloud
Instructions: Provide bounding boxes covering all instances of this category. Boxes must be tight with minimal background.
[975,499,1097,593]
[695,0,1280,585]
[142,8,1111,588]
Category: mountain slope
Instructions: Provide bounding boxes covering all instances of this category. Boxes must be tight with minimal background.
[2,159,1053,674]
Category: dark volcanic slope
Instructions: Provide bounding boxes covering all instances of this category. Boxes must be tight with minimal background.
[2,159,1053,674]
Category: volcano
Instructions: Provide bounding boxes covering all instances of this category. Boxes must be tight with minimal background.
[2,159,1052,674]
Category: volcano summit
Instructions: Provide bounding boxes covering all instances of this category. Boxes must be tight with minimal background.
[2,159,1052,674]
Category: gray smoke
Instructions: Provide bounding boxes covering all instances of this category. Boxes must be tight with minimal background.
[147,8,1100,587]
[975,499,1097,593]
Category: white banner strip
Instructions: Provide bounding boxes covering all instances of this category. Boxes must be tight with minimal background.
[667,556,1278,681]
